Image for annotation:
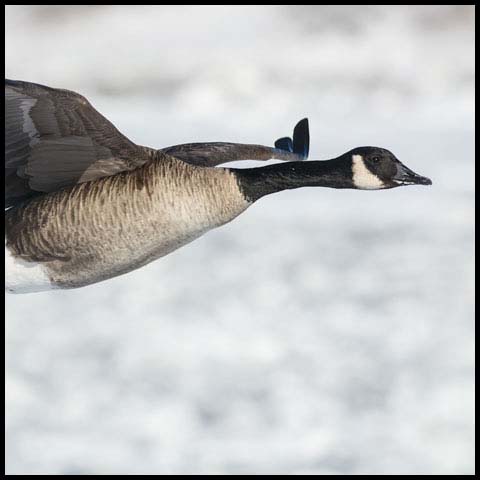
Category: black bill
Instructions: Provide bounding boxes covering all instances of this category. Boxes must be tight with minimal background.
[394,163,432,186]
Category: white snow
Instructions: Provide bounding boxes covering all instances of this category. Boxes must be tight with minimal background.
[5,5,474,476]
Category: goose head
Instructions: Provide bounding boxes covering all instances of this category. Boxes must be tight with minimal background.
[348,146,432,190]
[233,145,432,202]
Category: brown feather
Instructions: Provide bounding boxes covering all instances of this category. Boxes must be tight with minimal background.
[5,79,150,207]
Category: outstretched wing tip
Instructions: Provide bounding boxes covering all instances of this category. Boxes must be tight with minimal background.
[293,117,310,159]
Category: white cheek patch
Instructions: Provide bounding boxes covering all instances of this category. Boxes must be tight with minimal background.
[351,154,385,190]
[5,240,56,294]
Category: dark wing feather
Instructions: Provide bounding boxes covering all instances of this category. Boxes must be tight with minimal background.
[161,119,309,167]
[161,142,305,167]
[5,79,150,207]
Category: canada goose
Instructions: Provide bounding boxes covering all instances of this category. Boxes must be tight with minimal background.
[5,79,431,294]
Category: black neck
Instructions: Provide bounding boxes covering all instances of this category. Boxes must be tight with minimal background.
[232,159,353,202]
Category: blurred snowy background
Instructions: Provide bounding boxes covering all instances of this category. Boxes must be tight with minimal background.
[5,5,475,475]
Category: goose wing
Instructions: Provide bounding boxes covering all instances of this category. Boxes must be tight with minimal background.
[5,79,150,208]
[161,118,309,167]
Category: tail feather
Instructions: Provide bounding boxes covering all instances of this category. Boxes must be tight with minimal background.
[274,118,310,160]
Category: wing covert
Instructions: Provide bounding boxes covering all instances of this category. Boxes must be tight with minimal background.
[5,79,149,207]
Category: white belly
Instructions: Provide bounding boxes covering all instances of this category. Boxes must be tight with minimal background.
[5,241,56,294]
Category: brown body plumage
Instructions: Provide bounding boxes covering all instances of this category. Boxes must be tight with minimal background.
[6,154,249,289]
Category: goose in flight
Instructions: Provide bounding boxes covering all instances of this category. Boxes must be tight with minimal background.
[5,79,431,294]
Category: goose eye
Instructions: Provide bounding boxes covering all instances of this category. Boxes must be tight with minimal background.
[371,156,380,163]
